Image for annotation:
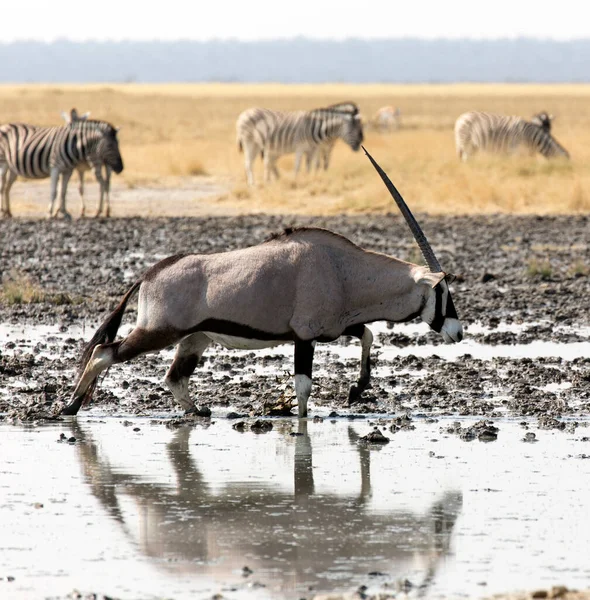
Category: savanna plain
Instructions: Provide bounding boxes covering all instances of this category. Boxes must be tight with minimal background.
[1,84,590,600]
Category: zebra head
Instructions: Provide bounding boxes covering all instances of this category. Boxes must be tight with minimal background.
[364,147,463,344]
[96,124,124,174]
[531,112,553,132]
[339,112,364,152]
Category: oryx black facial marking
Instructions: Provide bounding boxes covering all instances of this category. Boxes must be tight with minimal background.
[61,150,462,419]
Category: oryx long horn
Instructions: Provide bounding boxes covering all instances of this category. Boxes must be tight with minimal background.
[363,146,443,273]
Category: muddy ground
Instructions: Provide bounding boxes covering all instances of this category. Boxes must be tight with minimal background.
[1,214,589,421]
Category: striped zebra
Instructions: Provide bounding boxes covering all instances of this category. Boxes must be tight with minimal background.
[61,108,114,218]
[303,102,360,172]
[454,111,569,161]
[0,117,123,219]
[236,103,363,185]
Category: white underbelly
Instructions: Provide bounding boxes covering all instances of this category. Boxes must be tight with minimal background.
[203,332,288,350]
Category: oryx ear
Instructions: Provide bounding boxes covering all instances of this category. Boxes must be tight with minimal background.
[416,271,446,288]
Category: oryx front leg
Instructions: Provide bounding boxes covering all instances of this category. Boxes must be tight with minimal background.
[294,340,315,418]
[64,343,118,415]
[164,333,211,412]
[345,324,374,403]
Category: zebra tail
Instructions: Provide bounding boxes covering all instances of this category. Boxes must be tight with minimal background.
[78,280,142,407]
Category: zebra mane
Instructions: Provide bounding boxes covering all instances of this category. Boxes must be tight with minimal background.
[66,119,118,135]
[320,102,359,116]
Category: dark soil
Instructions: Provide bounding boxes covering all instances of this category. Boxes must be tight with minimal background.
[1,214,589,422]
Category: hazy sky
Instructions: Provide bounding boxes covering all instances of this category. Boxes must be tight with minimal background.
[4,0,589,42]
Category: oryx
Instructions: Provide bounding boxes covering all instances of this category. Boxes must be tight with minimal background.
[61,148,462,418]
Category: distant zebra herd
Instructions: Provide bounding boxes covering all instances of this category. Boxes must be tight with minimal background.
[0,100,571,217]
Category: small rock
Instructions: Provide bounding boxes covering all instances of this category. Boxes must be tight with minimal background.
[523,432,538,443]
[360,427,390,444]
[250,420,273,433]
[242,565,253,577]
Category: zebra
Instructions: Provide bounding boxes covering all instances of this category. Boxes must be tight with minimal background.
[303,102,360,172]
[454,111,569,161]
[61,108,115,218]
[0,118,123,219]
[236,103,363,185]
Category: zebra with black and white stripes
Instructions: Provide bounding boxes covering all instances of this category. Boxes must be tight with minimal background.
[454,111,569,161]
[61,108,115,218]
[0,117,123,219]
[236,103,363,185]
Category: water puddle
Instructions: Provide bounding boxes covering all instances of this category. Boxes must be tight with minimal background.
[1,417,590,599]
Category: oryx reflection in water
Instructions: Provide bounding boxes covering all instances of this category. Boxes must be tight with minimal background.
[70,421,462,597]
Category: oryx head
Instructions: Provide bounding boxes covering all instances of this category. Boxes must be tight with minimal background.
[364,147,463,344]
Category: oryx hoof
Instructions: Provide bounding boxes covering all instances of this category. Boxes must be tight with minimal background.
[184,404,211,418]
[61,397,83,416]
[348,385,362,404]
[348,382,371,404]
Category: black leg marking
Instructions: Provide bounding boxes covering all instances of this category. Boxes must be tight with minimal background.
[294,339,315,378]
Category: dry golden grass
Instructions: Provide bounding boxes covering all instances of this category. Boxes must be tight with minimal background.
[1,83,590,215]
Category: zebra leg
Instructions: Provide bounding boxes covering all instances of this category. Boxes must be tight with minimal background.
[294,150,303,176]
[164,332,211,412]
[94,166,106,218]
[0,165,11,217]
[54,170,73,220]
[242,143,258,186]
[48,168,60,218]
[343,324,373,403]
[104,167,112,217]
[294,339,315,418]
[263,152,273,182]
[78,170,86,218]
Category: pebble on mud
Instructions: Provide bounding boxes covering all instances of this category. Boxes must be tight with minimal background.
[250,420,273,433]
[360,428,390,444]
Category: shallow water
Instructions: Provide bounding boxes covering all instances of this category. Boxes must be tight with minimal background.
[1,417,590,600]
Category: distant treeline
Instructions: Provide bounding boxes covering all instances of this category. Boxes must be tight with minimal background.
[2,38,590,83]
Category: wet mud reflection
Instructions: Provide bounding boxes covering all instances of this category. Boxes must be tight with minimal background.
[71,420,462,597]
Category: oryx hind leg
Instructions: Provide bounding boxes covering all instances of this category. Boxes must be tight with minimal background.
[344,324,373,403]
[164,332,211,412]
[294,340,315,418]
